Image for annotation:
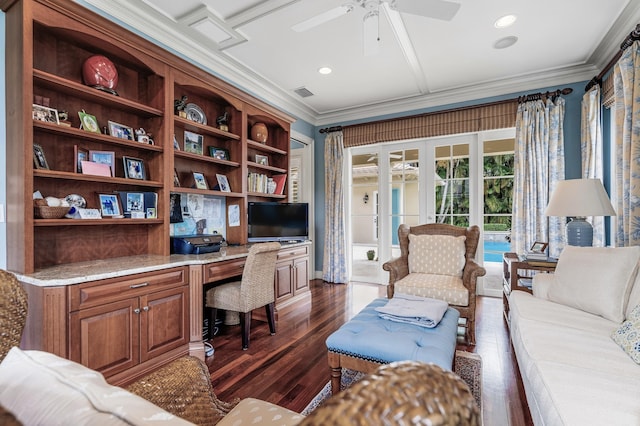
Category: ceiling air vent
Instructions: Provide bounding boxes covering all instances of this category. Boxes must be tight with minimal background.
[294,87,314,98]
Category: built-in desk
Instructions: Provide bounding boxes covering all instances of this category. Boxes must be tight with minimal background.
[13,241,311,386]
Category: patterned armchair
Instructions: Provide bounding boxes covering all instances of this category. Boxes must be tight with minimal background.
[383,223,486,344]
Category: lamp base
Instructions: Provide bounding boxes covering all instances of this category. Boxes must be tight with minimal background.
[566,217,593,246]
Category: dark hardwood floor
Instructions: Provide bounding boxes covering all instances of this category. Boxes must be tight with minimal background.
[206,280,533,425]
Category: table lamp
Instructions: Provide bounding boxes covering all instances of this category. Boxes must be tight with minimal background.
[545,178,616,246]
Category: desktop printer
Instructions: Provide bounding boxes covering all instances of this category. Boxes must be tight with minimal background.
[171,234,224,255]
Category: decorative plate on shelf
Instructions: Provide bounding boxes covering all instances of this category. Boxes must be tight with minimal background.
[184,103,207,125]
[64,194,87,208]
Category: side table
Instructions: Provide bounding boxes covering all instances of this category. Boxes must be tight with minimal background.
[502,252,557,323]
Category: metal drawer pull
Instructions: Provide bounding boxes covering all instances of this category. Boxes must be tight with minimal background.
[130,282,149,289]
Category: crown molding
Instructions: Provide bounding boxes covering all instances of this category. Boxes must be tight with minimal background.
[588,1,640,71]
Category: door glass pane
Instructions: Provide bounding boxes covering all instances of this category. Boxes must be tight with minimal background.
[389,149,419,247]
[435,144,470,226]
[351,152,379,277]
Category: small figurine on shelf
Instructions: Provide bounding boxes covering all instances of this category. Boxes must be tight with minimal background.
[58,111,72,127]
[134,128,154,145]
[174,95,188,118]
[216,112,229,131]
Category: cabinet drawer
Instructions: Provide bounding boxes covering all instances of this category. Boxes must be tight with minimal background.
[203,258,246,283]
[69,267,189,311]
[277,245,309,261]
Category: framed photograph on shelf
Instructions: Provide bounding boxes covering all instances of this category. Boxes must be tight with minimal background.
[33,144,49,169]
[530,241,548,253]
[255,154,268,166]
[123,156,146,180]
[97,193,121,218]
[78,110,100,133]
[216,174,230,192]
[74,145,89,173]
[146,208,157,219]
[209,146,229,161]
[173,134,180,151]
[108,120,134,141]
[184,130,204,155]
[89,150,115,177]
[126,192,145,213]
[32,104,59,125]
[173,169,181,187]
[193,172,208,190]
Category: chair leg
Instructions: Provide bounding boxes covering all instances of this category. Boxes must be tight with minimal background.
[265,303,276,335]
[240,311,251,350]
[467,317,476,346]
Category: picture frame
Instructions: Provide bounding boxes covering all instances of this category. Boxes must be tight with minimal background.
[123,156,146,180]
[33,144,49,169]
[125,192,145,212]
[255,154,268,166]
[97,193,121,218]
[193,172,208,190]
[216,174,230,192]
[89,150,116,177]
[173,169,181,187]
[173,134,180,151]
[530,241,548,253]
[74,145,89,173]
[32,104,59,125]
[184,130,204,155]
[78,110,100,133]
[146,208,157,219]
[209,146,229,161]
[108,120,134,141]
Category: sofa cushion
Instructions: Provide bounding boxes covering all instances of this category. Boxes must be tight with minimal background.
[625,266,640,319]
[547,246,640,323]
[0,347,194,426]
[611,304,640,364]
[408,234,466,277]
[216,398,303,426]
[395,273,469,306]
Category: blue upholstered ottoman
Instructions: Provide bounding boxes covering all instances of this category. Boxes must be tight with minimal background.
[326,298,459,395]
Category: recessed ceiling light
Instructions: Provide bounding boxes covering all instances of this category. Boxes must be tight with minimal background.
[494,36,518,49]
[494,14,517,28]
[318,67,332,75]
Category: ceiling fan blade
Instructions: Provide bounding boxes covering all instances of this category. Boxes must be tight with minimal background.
[292,4,355,32]
[363,10,379,56]
[392,0,460,21]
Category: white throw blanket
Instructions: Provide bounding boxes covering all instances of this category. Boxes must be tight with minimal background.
[375,293,449,328]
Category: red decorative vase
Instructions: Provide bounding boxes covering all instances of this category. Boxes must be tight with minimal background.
[82,55,119,95]
[251,123,268,143]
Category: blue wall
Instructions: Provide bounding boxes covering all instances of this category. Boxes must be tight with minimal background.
[312,81,589,270]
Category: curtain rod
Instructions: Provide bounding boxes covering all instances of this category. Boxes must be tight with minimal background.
[318,87,573,134]
[585,23,640,92]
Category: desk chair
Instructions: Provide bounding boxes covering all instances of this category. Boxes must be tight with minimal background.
[206,242,281,350]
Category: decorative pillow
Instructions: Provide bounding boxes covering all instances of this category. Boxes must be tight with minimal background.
[0,347,194,426]
[548,246,640,323]
[611,304,640,364]
[408,234,466,277]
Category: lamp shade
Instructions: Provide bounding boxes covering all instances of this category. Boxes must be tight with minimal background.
[545,179,616,217]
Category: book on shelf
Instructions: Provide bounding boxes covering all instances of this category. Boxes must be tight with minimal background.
[272,174,287,195]
[518,277,533,289]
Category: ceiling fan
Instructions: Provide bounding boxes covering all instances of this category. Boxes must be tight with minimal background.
[292,0,461,56]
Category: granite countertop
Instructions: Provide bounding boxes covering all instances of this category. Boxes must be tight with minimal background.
[14,241,310,287]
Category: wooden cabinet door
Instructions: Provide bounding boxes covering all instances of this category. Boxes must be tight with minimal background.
[293,256,309,294]
[69,298,139,378]
[275,261,293,301]
[140,285,190,362]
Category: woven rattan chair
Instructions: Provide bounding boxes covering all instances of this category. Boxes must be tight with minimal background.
[0,270,28,364]
[383,223,486,344]
[206,242,281,350]
[300,360,480,426]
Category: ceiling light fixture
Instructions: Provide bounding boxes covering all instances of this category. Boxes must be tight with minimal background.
[494,36,518,49]
[494,14,517,28]
[318,67,332,75]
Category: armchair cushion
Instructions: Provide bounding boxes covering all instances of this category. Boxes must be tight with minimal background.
[547,246,640,323]
[394,273,469,306]
[408,234,466,277]
[0,347,193,426]
[217,398,303,426]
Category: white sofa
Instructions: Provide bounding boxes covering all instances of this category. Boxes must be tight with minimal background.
[508,246,640,426]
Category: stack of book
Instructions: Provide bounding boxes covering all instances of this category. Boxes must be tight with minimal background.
[522,251,558,266]
[524,251,548,261]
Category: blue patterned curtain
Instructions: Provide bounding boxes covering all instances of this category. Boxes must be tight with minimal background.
[613,40,640,247]
[512,98,566,258]
[322,132,348,283]
[581,85,606,246]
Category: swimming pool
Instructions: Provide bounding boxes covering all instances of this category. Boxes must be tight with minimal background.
[484,240,511,263]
